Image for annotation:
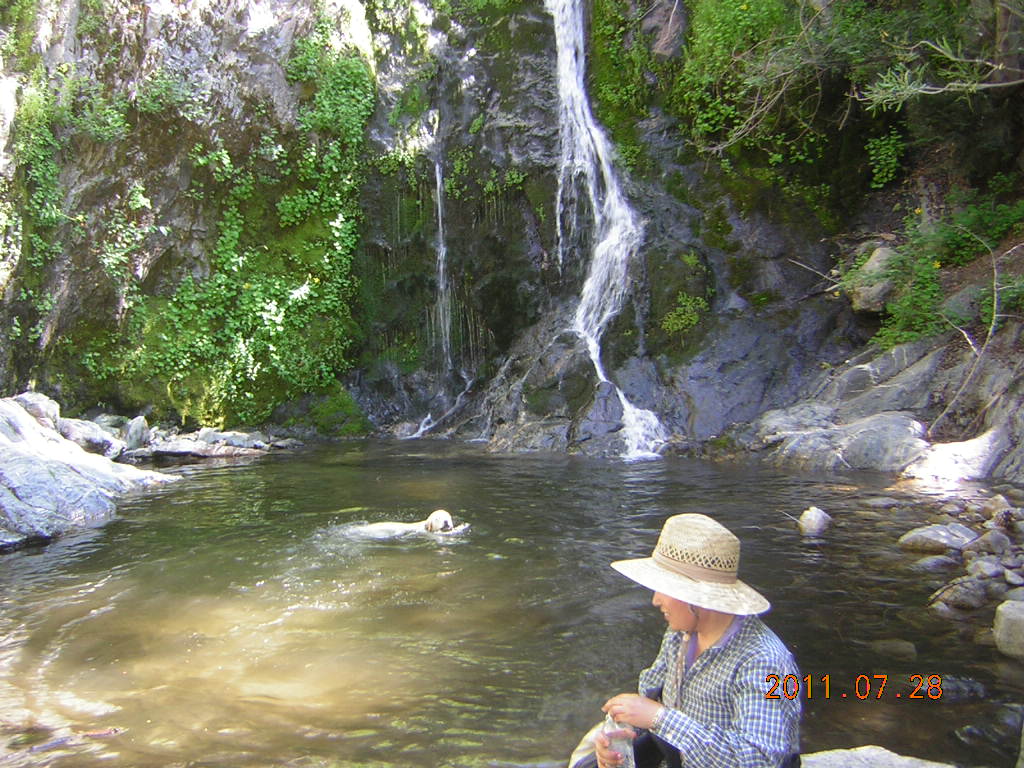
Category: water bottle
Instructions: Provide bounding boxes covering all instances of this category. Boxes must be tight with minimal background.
[602,713,636,768]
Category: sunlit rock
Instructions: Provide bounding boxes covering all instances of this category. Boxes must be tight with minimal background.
[0,73,17,178]
[798,506,832,537]
[963,529,1013,556]
[981,494,1013,519]
[197,427,270,450]
[993,601,1024,659]
[903,428,1011,485]
[802,744,954,767]
[125,415,151,450]
[898,523,977,553]
[966,557,1005,580]
[58,417,127,459]
[846,246,898,313]
[761,411,929,473]
[0,393,174,548]
[13,391,60,430]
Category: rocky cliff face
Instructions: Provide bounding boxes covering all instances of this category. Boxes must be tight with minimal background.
[1,0,1021,483]
[348,0,867,457]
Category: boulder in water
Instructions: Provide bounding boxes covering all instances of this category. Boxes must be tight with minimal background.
[898,523,977,553]
[798,506,832,537]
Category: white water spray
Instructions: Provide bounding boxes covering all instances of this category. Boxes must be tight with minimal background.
[433,160,454,375]
[546,0,667,459]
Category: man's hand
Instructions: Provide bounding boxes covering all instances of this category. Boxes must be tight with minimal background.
[602,693,663,730]
[594,726,634,768]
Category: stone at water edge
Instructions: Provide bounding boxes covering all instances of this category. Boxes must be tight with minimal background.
[798,506,832,536]
[125,415,150,449]
[58,416,127,459]
[802,745,954,767]
[993,600,1024,659]
[898,523,977,554]
[981,494,1012,519]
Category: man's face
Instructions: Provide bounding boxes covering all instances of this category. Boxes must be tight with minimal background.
[652,591,697,632]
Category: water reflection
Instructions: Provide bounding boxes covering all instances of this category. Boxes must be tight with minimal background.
[0,440,1019,767]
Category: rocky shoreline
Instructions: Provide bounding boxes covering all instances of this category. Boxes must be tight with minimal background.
[784,486,1024,764]
[896,490,1024,660]
[0,391,306,551]
[2,389,1023,764]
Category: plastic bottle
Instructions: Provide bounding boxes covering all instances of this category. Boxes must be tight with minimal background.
[602,713,636,768]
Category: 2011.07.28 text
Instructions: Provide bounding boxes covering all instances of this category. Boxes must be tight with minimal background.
[764,674,944,700]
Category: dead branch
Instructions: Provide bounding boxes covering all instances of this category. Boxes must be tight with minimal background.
[927,242,1022,439]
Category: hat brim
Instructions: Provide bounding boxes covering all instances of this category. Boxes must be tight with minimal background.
[611,556,770,615]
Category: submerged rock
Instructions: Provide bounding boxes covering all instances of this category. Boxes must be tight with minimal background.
[868,638,917,661]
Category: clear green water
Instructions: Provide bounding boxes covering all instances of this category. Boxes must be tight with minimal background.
[0,440,1017,767]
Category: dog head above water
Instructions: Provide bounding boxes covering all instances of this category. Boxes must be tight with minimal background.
[423,509,454,532]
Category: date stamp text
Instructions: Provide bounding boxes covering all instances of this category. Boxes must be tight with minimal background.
[765,674,944,700]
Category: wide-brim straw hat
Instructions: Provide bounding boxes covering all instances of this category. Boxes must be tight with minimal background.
[611,513,770,615]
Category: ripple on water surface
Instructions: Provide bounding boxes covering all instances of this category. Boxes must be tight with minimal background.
[0,441,1018,767]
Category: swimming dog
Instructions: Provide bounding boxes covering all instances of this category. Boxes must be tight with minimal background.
[352,509,468,538]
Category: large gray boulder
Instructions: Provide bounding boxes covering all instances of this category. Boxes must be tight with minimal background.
[728,328,1024,485]
[125,415,151,450]
[803,745,953,767]
[197,427,270,450]
[898,523,978,554]
[845,245,899,313]
[751,409,929,473]
[994,600,1024,659]
[0,393,174,549]
[903,427,1011,483]
[58,417,128,459]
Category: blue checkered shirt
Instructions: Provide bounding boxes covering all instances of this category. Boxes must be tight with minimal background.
[638,616,801,767]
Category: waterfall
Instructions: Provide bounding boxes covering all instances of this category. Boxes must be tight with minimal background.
[546,0,667,459]
[404,158,470,440]
[434,160,453,375]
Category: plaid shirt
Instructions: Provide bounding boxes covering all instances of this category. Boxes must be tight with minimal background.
[638,616,801,767]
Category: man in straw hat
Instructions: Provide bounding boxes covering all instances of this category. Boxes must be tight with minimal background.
[586,514,801,768]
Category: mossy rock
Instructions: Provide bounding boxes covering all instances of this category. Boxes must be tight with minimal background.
[272,382,373,437]
[643,247,713,362]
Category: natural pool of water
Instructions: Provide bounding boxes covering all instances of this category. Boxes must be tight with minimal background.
[1,440,1020,767]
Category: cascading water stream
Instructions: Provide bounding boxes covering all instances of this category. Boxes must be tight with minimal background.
[406,158,471,439]
[433,159,453,375]
[546,0,667,459]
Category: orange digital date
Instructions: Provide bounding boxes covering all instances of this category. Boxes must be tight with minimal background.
[765,674,943,700]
